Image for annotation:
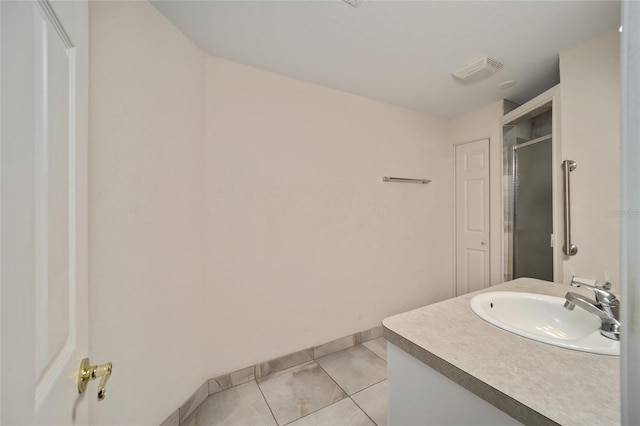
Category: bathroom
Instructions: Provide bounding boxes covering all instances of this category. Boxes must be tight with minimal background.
[1,0,638,425]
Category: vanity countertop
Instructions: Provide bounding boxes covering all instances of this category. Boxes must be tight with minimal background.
[382,277,620,426]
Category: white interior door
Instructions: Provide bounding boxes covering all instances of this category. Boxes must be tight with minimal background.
[1,1,89,423]
[455,139,490,295]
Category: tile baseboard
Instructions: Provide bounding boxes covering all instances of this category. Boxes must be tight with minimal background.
[256,348,314,379]
[161,325,384,425]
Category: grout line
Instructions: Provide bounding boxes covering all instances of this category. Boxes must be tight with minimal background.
[315,358,351,397]
[349,395,379,426]
[280,399,343,426]
[276,360,356,426]
[350,378,388,426]
[257,360,348,425]
[279,360,351,425]
[319,344,386,425]
[316,343,388,396]
[351,377,387,397]
[255,378,280,426]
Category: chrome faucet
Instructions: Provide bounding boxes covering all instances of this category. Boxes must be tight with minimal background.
[563,276,620,341]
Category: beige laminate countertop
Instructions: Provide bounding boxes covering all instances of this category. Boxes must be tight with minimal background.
[382,278,620,426]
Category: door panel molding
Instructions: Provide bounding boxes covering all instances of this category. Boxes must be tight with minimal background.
[1,0,89,423]
[455,139,490,296]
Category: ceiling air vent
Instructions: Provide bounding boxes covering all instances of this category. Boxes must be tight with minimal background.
[452,56,503,82]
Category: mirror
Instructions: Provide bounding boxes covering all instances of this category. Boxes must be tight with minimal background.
[503,101,554,282]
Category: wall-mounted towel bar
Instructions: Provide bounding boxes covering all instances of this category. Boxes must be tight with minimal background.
[562,160,578,256]
[382,176,431,184]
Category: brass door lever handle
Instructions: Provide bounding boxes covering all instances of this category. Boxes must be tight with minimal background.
[78,358,112,401]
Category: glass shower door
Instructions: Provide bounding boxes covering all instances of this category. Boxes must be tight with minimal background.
[513,138,553,280]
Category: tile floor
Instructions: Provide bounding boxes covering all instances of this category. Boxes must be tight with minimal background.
[182,337,388,426]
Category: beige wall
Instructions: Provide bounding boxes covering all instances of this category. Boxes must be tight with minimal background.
[202,57,452,378]
[448,101,504,286]
[90,2,452,424]
[88,2,206,424]
[559,30,621,287]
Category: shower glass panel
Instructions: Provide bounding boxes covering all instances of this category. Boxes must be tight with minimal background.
[513,139,553,280]
[503,101,554,281]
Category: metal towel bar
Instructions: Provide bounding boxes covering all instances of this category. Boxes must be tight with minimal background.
[562,160,578,256]
[382,176,431,184]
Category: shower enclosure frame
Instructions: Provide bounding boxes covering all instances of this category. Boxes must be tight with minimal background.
[501,85,564,283]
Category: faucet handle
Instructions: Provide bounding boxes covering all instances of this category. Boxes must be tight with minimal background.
[601,318,621,340]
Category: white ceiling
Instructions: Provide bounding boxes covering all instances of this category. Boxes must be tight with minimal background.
[150,0,620,118]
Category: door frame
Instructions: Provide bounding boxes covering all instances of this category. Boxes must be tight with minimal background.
[501,85,562,283]
[620,1,640,421]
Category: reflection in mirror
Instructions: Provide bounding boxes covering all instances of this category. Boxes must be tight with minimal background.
[503,101,554,282]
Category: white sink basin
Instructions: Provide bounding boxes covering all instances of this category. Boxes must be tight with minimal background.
[470,291,619,356]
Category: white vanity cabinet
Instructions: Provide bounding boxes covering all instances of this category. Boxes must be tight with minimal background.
[387,342,520,425]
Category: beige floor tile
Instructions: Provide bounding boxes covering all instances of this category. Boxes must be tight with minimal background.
[257,361,347,425]
[317,345,387,395]
[181,381,276,426]
[352,380,388,426]
[362,337,387,361]
[287,398,375,426]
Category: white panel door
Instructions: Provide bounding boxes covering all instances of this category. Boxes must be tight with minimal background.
[1,1,89,423]
[455,139,490,295]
